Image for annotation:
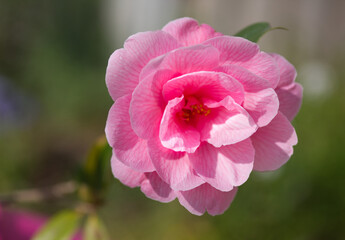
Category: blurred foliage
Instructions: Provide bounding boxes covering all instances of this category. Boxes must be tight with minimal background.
[32,210,82,240]
[1,0,345,239]
[78,136,112,206]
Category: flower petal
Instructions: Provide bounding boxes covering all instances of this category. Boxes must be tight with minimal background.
[148,138,204,191]
[142,44,220,81]
[198,96,257,147]
[203,36,259,64]
[269,53,297,88]
[162,71,244,104]
[106,31,180,101]
[251,112,298,171]
[276,83,303,121]
[237,52,280,89]
[215,64,270,92]
[162,17,222,46]
[159,96,200,153]
[105,94,154,172]
[130,69,177,139]
[243,88,279,127]
[141,172,176,203]
[177,184,238,216]
[111,155,144,188]
[190,140,254,191]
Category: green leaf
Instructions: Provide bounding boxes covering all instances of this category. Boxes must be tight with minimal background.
[235,22,287,43]
[78,136,112,204]
[33,210,82,240]
[83,214,110,240]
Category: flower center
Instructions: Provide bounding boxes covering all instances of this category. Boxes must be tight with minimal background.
[178,97,211,122]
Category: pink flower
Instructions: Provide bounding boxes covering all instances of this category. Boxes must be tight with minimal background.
[105,18,302,215]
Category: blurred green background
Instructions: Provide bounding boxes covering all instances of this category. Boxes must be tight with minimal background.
[1,0,345,239]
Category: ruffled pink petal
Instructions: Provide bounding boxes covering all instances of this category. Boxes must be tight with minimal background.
[106,31,180,101]
[159,96,200,153]
[111,155,145,188]
[141,172,176,203]
[162,17,222,46]
[203,36,259,64]
[162,71,244,104]
[243,88,279,127]
[269,53,297,88]
[106,95,155,172]
[237,52,280,89]
[139,55,166,82]
[276,83,303,121]
[251,112,298,171]
[148,138,204,191]
[190,140,254,191]
[215,64,270,92]
[177,184,238,216]
[197,96,257,147]
[130,69,177,139]
[139,44,220,83]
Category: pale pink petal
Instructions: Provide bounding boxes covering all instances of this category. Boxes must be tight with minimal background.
[111,155,145,188]
[203,36,259,63]
[139,44,220,83]
[177,184,238,216]
[162,17,222,46]
[141,172,176,203]
[106,49,139,102]
[215,64,270,92]
[139,55,165,82]
[237,52,280,89]
[106,95,155,172]
[243,88,279,127]
[148,138,204,191]
[130,69,177,139]
[276,83,303,121]
[162,71,244,104]
[106,31,180,101]
[197,96,257,147]
[190,140,254,191]
[269,53,297,88]
[159,96,200,153]
[251,112,298,171]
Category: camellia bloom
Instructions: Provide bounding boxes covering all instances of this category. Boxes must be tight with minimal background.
[105,17,302,215]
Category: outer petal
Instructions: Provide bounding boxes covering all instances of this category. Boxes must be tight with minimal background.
[111,155,144,188]
[269,53,297,88]
[130,69,177,139]
[140,44,220,80]
[177,184,238,216]
[276,83,303,121]
[105,94,154,172]
[190,140,254,191]
[243,88,279,127]
[237,52,280,89]
[162,17,222,46]
[141,172,176,203]
[148,138,204,191]
[106,31,181,101]
[162,71,244,104]
[215,64,270,92]
[159,96,200,153]
[251,112,298,171]
[198,96,257,147]
[203,36,259,64]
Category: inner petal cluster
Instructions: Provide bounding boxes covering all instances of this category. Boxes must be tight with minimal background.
[177,97,211,124]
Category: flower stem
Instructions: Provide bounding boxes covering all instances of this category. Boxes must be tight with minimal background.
[0,181,77,205]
